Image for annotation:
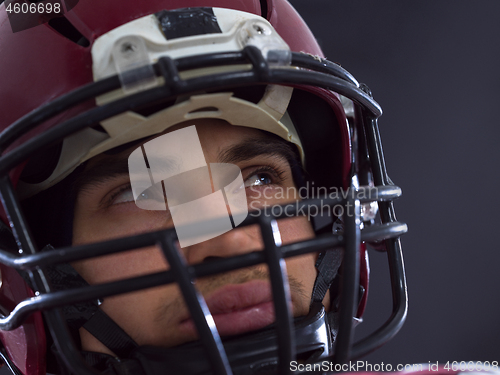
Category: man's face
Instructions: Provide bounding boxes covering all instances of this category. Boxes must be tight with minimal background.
[71,119,328,355]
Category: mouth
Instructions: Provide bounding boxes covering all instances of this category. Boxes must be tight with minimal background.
[178,280,276,337]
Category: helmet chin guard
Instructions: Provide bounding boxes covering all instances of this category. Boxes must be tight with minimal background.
[0,2,407,374]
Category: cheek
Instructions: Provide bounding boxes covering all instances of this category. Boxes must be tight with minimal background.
[71,246,169,286]
[73,209,171,246]
[71,207,172,284]
[277,216,319,311]
[278,217,332,311]
[73,247,184,347]
[71,245,182,346]
[278,216,314,245]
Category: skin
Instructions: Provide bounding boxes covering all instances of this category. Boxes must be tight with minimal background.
[71,119,329,355]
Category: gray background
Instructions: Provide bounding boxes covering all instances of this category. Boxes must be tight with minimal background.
[2,1,500,374]
[289,0,500,367]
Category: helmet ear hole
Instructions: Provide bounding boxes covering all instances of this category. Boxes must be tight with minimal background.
[287,89,344,190]
[19,142,63,185]
[0,220,17,254]
[21,164,82,250]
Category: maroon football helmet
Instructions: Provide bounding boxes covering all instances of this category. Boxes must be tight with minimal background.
[0,1,407,374]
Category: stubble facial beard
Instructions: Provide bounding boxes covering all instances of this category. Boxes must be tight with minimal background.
[153,266,310,329]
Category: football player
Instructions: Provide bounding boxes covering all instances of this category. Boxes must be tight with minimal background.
[0,1,407,374]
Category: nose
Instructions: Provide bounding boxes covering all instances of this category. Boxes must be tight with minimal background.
[183,224,263,265]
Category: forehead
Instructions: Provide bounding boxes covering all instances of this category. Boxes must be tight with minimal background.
[76,119,296,192]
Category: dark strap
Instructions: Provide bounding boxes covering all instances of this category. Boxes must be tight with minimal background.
[78,351,146,375]
[311,249,343,303]
[43,256,100,329]
[83,309,139,358]
[41,254,139,358]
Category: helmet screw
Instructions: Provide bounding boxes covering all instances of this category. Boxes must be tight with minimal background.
[253,24,265,34]
[121,42,136,55]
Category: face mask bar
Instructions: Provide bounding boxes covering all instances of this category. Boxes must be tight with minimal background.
[0,187,405,374]
[0,46,407,375]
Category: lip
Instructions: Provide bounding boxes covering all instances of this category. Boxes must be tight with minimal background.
[178,280,276,337]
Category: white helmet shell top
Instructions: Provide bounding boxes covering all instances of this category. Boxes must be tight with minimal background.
[18,8,303,199]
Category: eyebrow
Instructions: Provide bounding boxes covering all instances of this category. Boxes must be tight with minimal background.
[73,134,300,194]
[217,136,300,167]
[73,156,131,195]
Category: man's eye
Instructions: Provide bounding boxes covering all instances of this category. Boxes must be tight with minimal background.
[112,187,135,204]
[137,184,165,203]
[244,172,273,188]
[110,184,165,205]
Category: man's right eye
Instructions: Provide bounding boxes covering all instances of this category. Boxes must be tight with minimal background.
[112,186,135,204]
[136,184,166,203]
[244,172,273,188]
[110,184,166,206]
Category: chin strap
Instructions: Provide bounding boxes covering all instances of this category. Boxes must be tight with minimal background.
[42,251,339,374]
[82,310,138,358]
[41,250,139,358]
[311,248,343,303]
[77,303,334,375]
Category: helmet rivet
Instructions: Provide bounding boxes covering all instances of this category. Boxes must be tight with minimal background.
[121,42,136,54]
[253,24,265,34]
